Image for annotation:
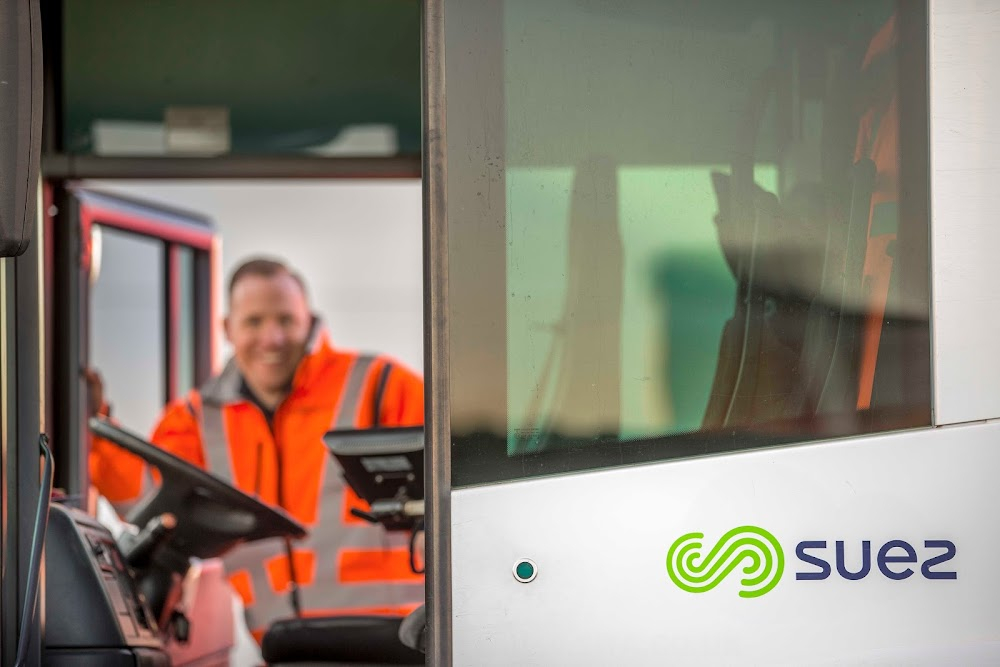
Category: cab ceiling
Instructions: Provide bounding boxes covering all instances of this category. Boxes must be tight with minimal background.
[61,0,422,155]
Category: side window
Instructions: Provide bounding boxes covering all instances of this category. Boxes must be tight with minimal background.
[90,226,166,433]
[446,1,930,485]
[84,192,215,434]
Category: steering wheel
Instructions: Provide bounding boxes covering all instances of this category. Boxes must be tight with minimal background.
[90,417,306,561]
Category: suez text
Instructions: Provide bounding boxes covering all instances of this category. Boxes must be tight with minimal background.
[794,539,956,581]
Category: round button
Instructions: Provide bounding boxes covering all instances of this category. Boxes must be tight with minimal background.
[513,558,537,583]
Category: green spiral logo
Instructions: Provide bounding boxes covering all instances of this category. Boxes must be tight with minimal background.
[666,526,784,598]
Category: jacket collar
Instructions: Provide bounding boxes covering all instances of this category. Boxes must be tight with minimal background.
[200,317,335,407]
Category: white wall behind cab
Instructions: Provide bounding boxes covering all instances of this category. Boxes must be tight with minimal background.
[86,179,425,374]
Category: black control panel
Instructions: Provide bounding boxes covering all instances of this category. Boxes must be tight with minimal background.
[43,503,168,666]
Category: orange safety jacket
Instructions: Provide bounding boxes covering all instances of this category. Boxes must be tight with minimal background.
[89,323,425,636]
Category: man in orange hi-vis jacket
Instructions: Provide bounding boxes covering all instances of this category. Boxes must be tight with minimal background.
[89,257,425,638]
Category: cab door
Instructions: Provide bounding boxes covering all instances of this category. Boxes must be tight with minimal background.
[429,1,1000,664]
[47,187,217,503]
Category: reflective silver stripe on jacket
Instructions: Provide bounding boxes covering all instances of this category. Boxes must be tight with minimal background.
[200,398,234,482]
[333,354,376,428]
[197,359,240,484]
[299,354,423,611]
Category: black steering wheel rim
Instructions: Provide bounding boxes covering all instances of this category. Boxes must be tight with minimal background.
[90,417,306,561]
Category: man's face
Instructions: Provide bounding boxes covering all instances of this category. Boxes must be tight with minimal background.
[224,272,312,397]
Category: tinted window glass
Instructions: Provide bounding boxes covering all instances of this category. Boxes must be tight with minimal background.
[90,226,165,434]
[446,0,930,486]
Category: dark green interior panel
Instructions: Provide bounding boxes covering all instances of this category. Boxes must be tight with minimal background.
[62,0,421,156]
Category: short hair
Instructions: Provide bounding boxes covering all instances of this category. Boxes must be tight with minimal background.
[227,257,308,300]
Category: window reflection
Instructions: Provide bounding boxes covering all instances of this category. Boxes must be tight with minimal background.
[448,0,929,485]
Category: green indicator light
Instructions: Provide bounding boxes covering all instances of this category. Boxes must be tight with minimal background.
[513,559,537,583]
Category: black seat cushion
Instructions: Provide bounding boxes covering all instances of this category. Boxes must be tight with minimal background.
[261,615,424,665]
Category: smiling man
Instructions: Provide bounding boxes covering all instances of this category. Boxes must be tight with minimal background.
[226,261,313,412]
[90,257,425,635]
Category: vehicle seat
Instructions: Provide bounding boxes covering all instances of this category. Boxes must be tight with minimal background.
[261,613,424,666]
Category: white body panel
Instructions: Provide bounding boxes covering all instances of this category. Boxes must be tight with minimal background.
[453,423,1000,664]
[930,0,1000,425]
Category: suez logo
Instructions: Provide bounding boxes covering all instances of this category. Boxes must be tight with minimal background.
[666,526,957,598]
